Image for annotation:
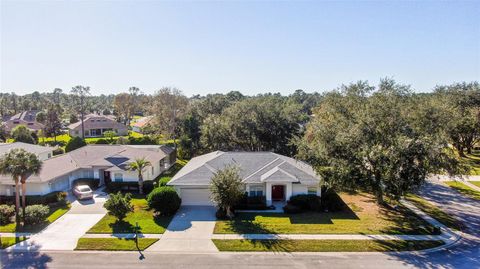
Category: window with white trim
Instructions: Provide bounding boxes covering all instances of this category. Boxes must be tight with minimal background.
[249,186,264,197]
[114,173,123,182]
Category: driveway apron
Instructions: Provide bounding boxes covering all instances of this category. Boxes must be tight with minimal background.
[146,206,218,253]
[6,190,108,251]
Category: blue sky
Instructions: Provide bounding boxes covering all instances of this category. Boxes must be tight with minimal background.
[1,1,479,96]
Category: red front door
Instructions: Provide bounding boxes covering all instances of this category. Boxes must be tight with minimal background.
[272,185,285,201]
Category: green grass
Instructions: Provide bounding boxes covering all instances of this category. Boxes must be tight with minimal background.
[0,204,70,233]
[75,238,158,251]
[470,181,480,188]
[87,197,172,234]
[0,236,27,249]
[405,194,464,231]
[212,239,444,252]
[458,149,480,175]
[215,193,434,235]
[444,181,480,200]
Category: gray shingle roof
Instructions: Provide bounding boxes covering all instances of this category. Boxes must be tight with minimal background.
[0,142,53,156]
[0,144,173,183]
[168,151,320,186]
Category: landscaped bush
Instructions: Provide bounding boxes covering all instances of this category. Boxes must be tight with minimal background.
[142,180,156,194]
[282,203,302,214]
[147,186,181,216]
[73,178,100,190]
[158,176,171,187]
[288,194,321,212]
[234,194,268,210]
[128,136,158,145]
[106,181,139,192]
[52,148,65,156]
[215,208,227,220]
[94,138,110,144]
[0,204,15,225]
[0,191,64,205]
[23,205,49,225]
[104,192,133,220]
[65,136,87,152]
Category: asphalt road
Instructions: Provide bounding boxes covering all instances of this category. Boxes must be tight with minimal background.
[2,181,479,269]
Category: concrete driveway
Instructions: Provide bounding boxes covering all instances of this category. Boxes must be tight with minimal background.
[6,189,108,251]
[146,206,218,253]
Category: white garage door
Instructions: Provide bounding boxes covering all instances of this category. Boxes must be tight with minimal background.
[180,188,214,206]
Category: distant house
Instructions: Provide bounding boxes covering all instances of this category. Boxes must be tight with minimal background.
[0,142,54,161]
[0,144,176,196]
[131,116,153,134]
[68,114,128,138]
[2,110,45,133]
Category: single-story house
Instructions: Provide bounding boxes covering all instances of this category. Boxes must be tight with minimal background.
[0,142,54,161]
[131,116,153,134]
[168,151,321,206]
[0,144,175,196]
[2,110,45,133]
[68,114,128,137]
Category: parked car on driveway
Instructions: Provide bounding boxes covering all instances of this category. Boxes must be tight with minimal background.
[73,185,94,200]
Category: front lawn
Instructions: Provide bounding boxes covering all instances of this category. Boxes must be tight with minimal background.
[405,194,464,231]
[0,204,70,233]
[444,181,480,200]
[0,236,27,249]
[470,181,480,188]
[87,196,172,234]
[215,193,434,235]
[75,238,157,251]
[459,149,480,175]
[212,239,444,252]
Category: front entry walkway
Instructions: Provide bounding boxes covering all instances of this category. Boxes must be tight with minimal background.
[146,206,218,253]
[6,189,108,251]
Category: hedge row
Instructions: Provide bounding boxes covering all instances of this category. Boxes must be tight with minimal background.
[0,191,64,206]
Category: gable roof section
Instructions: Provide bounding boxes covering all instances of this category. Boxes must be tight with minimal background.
[68,115,127,131]
[0,142,53,156]
[168,151,320,186]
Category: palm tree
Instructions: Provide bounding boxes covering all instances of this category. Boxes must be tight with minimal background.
[0,149,42,227]
[127,157,151,195]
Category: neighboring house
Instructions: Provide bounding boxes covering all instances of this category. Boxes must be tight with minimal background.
[68,114,128,137]
[2,110,45,133]
[131,116,153,134]
[0,142,54,161]
[0,144,175,196]
[168,151,321,206]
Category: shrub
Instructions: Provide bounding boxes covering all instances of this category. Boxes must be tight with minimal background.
[0,205,15,225]
[128,136,158,145]
[289,194,321,212]
[65,136,87,152]
[52,148,64,156]
[235,194,268,210]
[142,180,156,194]
[95,138,110,144]
[283,203,302,214]
[106,181,139,193]
[147,186,181,216]
[215,208,227,220]
[104,192,133,220]
[158,177,171,187]
[23,205,49,225]
[116,137,129,145]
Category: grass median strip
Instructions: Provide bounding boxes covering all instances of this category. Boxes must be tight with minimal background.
[444,181,480,200]
[212,239,444,252]
[405,194,464,231]
[0,236,27,249]
[75,238,158,251]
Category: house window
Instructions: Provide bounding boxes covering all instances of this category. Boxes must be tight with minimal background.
[249,186,263,197]
[114,173,123,182]
[308,187,318,195]
[48,153,52,158]
[75,130,79,135]
[13,121,19,124]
